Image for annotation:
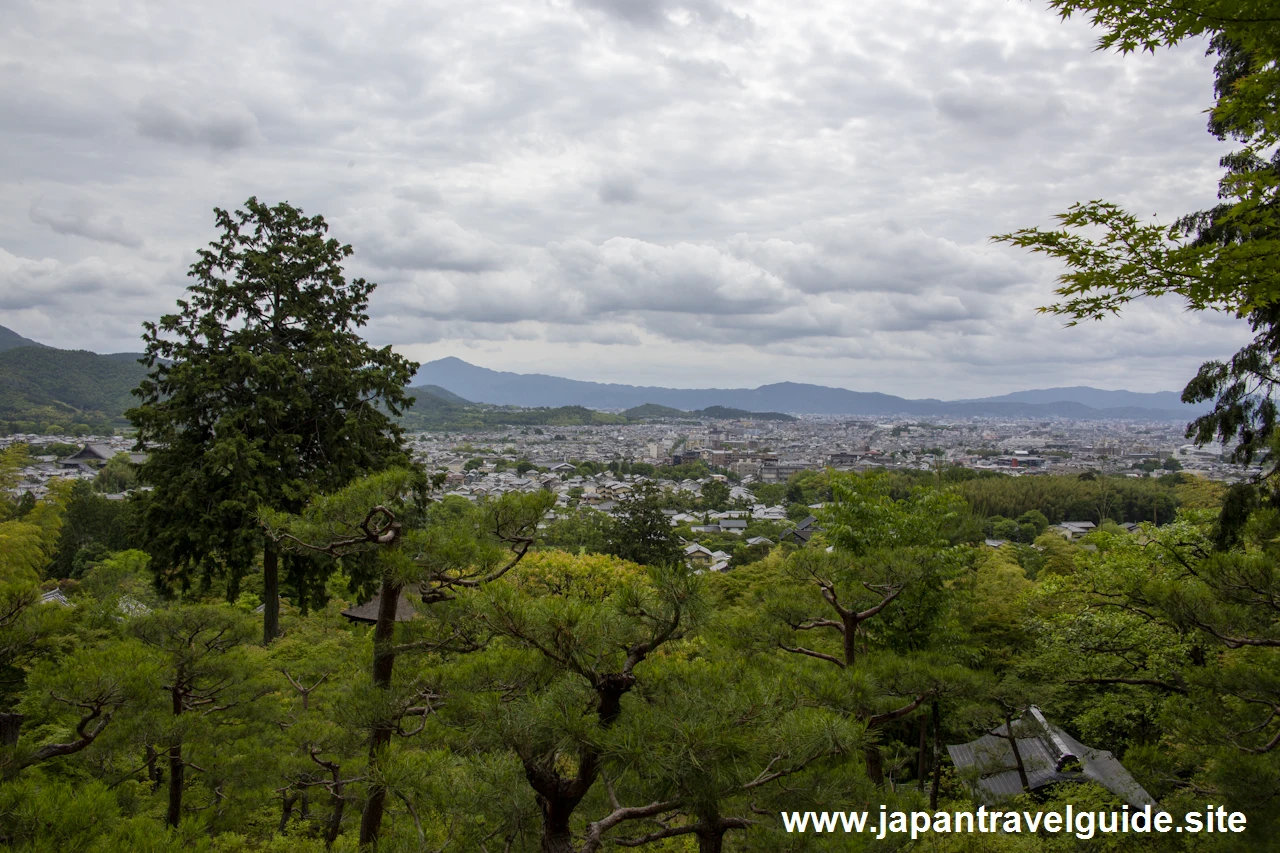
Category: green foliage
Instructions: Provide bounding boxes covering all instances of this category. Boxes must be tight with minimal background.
[399,396,628,431]
[700,478,730,511]
[94,452,138,494]
[128,198,417,631]
[0,346,148,432]
[48,480,137,579]
[604,480,682,567]
[538,506,612,555]
[621,402,685,419]
[957,473,1179,524]
[694,405,797,421]
[996,2,1280,499]
[1024,511,1280,842]
[823,472,966,555]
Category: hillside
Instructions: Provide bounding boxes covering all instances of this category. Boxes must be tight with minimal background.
[0,325,47,353]
[400,388,628,431]
[0,345,148,432]
[623,402,799,422]
[622,403,688,419]
[695,405,797,422]
[413,384,472,405]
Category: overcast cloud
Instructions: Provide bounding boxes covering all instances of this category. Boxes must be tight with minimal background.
[0,0,1253,397]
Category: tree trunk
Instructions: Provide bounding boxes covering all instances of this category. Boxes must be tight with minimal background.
[529,762,593,853]
[296,555,310,616]
[916,713,929,791]
[842,613,858,666]
[0,713,21,746]
[167,741,184,827]
[540,810,577,853]
[279,793,297,832]
[167,683,184,827]
[697,829,725,853]
[325,791,346,847]
[146,744,162,792]
[263,541,280,645]
[322,770,345,848]
[358,576,402,848]
[863,744,884,786]
[929,702,942,811]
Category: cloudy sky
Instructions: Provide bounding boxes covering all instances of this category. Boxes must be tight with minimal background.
[0,0,1252,398]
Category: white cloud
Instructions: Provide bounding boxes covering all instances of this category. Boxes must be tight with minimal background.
[0,0,1251,396]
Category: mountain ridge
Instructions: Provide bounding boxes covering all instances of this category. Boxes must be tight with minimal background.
[415,357,1208,421]
[0,327,1212,426]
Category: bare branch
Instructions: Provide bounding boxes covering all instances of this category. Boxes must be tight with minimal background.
[778,643,846,668]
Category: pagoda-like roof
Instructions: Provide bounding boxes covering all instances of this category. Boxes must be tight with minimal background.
[340,589,420,624]
[947,706,1154,808]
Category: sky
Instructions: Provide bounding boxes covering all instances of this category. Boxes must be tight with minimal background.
[0,0,1255,398]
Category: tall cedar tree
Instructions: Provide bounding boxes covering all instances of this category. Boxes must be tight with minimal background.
[128,198,417,643]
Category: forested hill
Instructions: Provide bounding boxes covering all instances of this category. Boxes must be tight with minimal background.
[0,345,148,433]
[0,324,1200,431]
[0,334,805,433]
[622,402,798,422]
[400,386,630,429]
[0,326,47,352]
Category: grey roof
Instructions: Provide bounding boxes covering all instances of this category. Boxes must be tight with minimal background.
[340,589,422,624]
[947,706,1154,808]
[39,589,74,608]
[64,443,115,462]
[782,526,816,544]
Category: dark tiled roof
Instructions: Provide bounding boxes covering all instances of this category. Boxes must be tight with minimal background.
[340,589,421,624]
[947,707,1154,808]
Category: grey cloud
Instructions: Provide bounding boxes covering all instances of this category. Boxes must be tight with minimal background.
[361,227,1026,350]
[0,0,1248,392]
[572,0,749,33]
[0,249,158,311]
[343,206,507,273]
[933,88,1064,135]
[133,97,261,150]
[29,200,144,248]
[598,175,641,205]
[574,0,668,27]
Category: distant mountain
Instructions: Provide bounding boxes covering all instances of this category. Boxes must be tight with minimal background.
[0,325,48,353]
[694,405,797,422]
[414,358,1199,421]
[0,345,149,431]
[622,402,797,422]
[961,386,1206,413]
[410,384,472,405]
[623,403,687,419]
[400,386,627,430]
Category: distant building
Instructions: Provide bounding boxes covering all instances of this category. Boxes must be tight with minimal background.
[340,589,421,624]
[683,544,714,567]
[947,706,1154,808]
[1048,521,1097,540]
[781,515,822,545]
